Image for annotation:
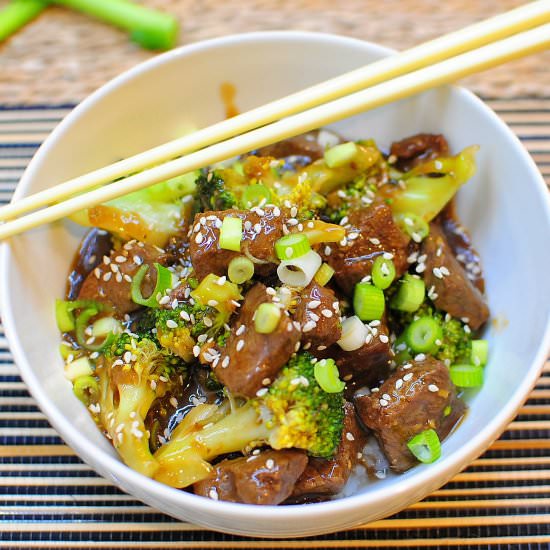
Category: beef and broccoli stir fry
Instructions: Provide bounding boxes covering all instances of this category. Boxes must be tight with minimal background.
[56,130,490,505]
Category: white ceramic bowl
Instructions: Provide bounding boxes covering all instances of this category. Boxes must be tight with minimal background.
[2,32,550,538]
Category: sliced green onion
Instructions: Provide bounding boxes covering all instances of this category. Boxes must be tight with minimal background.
[254,302,281,334]
[275,233,311,261]
[64,356,93,381]
[314,263,335,286]
[390,274,425,312]
[471,339,489,366]
[53,0,179,51]
[55,299,77,332]
[277,250,322,287]
[227,256,254,284]
[314,358,345,393]
[219,216,243,252]
[395,213,430,243]
[191,273,243,311]
[407,429,441,464]
[131,262,173,307]
[75,307,116,351]
[337,315,368,351]
[92,317,121,338]
[72,375,99,406]
[324,141,358,168]
[449,364,484,388]
[241,183,271,209]
[371,256,396,290]
[405,316,443,353]
[353,283,385,321]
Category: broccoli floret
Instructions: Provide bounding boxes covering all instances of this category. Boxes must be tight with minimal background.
[136,303,231,362]
[153,352,345,488]
[391,304,473,365]
[387,146,478,222]
[95,333,184,478]
[195,171,237,212]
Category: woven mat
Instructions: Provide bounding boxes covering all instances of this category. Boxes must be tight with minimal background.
[0,99,549,548]
[1,0,550,105]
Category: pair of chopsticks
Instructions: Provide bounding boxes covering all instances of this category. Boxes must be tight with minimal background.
[0,1,549,241]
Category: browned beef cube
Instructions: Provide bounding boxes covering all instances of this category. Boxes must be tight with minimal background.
[290,402,367,499]
[215,283,300,397]
[78,240,167,315]
[422,224,489,330]
[390,133,449,172]
[189,207,285,281]
[194,449,308,505]
[323,203,410,296]
[313,317,393,394]
[355,357,465,473]
[294,282,342,351]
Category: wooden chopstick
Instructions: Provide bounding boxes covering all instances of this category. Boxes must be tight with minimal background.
[0,0,549,224]
[0,24,549,240]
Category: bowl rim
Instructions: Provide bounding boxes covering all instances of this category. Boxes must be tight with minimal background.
[2,30,550,528]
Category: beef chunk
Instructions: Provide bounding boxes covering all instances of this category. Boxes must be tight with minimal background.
[78,240,167,315]
[318,319,393,394]
[294,282,342,351]
[436,201,485,293]
[422,224,489,330]
[390,133,449,172]
[323,203,410,296]
[355,357,464,472]
[253,130,339,163]
[215,283,300,397]
[189,207,284,281]
[290,402,367,499]
[194,449,308,505]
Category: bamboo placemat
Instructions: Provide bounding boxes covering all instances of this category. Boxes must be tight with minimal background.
[1,100,550,549]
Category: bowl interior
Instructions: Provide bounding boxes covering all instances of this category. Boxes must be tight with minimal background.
[2,32,549,537]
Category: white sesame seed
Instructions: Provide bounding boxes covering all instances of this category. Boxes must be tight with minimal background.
[254,223,262,234]
[266,459,275,469]
[256,388,268,397]
[379,398,388,407]
[102,272,112,282]
[209,488,219,500]
[379,334,389,344]
[321,309,333,318]
[345,432,355,441]
[348,232,359,241]
[369,237,381,245]
[302,320,317,333]
[383,252,394,260]
[414,353,426,361]
[403,372,413,382]
[266,287,276,296]
[195,233,204,244]
[339,216,349,226]
[158,295,170,305]
[236,339,245,352]
[166,320,178,329]
[308,300,321,309]
[432,267,443,279]
[324,245,332,256]
[123,274,132,283]
[395,379,403,390]
[207,300,218,307]
[94,267,101,279]
[180,310,190,321]
[464,325,472,334]
[290,206,298,218]
[371,387,379,393]
[193,345,201,357]
[170,397,178,408]
[123,351,132,363]
[440,266,450,276]
[236,324,246,336]
[115,255,127,263]
[382,393,391,401]
[221,356,230,368]
[428,384,439,393]
[403,362,413,369]
[309,312,320,322]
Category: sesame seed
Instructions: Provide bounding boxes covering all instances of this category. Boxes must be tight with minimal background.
[308,300,321,309]
[197,334,208,343]
[414,353,426,361]
[180,311,190,321]
[123,274,132,283]
[348,232,359,240]
[207,300,219,307]
[433,267,443,279]
[273,207,281,217]
[158,295,170,305]
[115,273,123,283]
[266,459,275,469]
[94,268,101,279]
[302,320,317,332]
[209,488,219,500]
[464,325,472,334]
[321,309,333,318]
[324,245,332,256]
[170,397,178,408]
[192,345,201,357]
[195,233,204,244]
[379,398,388,407]
[103,256,111,265]
[254,223,262,234]
[428,384,439,393]
[204,317,213,328]
[383,252,394,260]
[236,324,246,336]
[256,388,268,397]
[440,266,450,276]
[345,432,355,441]
[266,287,276,296]
[371,387,379,393]
[290,206,298,218]
[317,345,327,351]
[395,379,403,390]
[415,263,426,274]
[171,299,179,310]
[194,222,201,232]
[102,272,112,282]
[244,220,252,231]
[365,333,373,345]
[339,216,349,226]
[379,334,389,344]
[123,351,132,363]
[285,246,293,258]
[236,339,245,352]
[221,356,230,368]
[166,320,178,329]
[369,237,381,245]
[309,312,320,322]
[403,363,413,369]
[403,372,413,381]
[382,393,391,401]
[115,255,127,263]
[262,378,271,385]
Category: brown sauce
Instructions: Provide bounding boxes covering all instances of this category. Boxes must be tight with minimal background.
[66,229,113,300]
[220,82,239,119]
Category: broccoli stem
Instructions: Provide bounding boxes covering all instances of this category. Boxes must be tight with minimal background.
[0,0,48,43]
[51,0,179,50]
[154,404,269,488]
